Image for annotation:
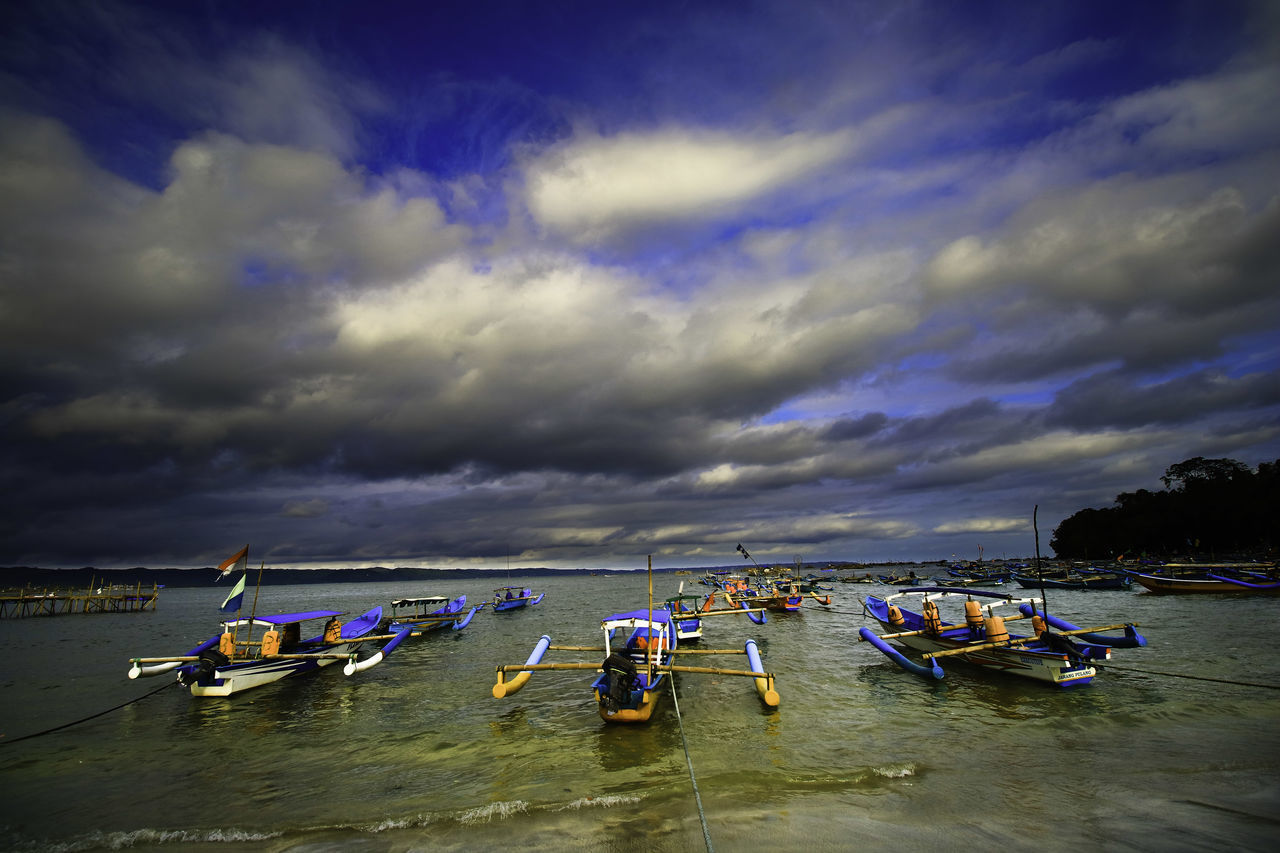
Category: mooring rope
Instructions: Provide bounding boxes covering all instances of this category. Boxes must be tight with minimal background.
[0,679,178,746]
[669,675,714,853]
[1091,662,1280,690]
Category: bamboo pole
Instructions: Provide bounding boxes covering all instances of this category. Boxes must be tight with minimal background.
[660,664,777,678]
[496,662,604,673]
[242,558,265,656]
[264,652,361,660]
[922,622,1140,660]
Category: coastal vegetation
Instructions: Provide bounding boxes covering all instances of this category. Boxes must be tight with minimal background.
[1050,457,1280,560]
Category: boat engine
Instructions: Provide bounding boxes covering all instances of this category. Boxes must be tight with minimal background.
[600,652,638,711]
[179,648,230,685]
[1038,631,1088,662]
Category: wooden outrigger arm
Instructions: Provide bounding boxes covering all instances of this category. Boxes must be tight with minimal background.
[922,622,1141,660]
[492,635,780,708]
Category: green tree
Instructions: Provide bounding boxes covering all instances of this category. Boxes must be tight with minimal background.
[1051,457,1278,559]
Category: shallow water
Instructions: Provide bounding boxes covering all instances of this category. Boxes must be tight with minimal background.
[1,572,1277,851]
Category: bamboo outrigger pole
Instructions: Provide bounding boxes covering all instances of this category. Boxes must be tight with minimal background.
[921,622,1140,660]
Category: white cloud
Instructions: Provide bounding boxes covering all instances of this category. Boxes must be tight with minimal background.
[521,127,855,240]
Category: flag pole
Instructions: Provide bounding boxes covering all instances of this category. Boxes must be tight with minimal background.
[647,554,654,683]
[244,559,266,652]
[227,546,249,655]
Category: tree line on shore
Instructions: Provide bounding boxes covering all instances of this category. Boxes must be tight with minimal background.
[1050,457,1280,560]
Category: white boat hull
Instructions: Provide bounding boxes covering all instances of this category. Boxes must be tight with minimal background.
[186,641,362,697]
[893,633,1098,686]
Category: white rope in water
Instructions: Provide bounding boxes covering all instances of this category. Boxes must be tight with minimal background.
[669,676,714,853]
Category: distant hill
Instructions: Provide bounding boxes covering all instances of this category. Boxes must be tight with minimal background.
[0,564,744,588]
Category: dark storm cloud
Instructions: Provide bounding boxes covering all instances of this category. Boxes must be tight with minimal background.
[1047,369,1280,430]
[1,1,1278,568]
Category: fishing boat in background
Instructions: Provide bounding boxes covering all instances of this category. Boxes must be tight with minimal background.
[878,572,926,585]
[1128,564,1280,595]
[492,557,779,723]
[725,576,831,612]
[858,587,1146,687]
[488,586,545,611]
[1013,570,1132,590]
[938,565,1011,586]
[385,594,478,635]
[127,606,411,697]
[661,584,770,639]
[728,543,832,610]
[661,586,716,640]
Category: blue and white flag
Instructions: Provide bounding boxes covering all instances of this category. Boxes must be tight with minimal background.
[220,572,247,613]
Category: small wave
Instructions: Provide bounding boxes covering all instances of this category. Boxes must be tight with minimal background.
[361,813,437,833]
[871,762,917,779]
[27,826,283,852]
[457,800,530,824]
[557,793,642,811]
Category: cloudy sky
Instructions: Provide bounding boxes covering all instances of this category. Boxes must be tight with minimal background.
[2,1,1278,570]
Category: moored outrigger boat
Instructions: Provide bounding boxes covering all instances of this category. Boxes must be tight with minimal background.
[127,607,412,697]
[661,585,719,640]
[488,586,545,611]
[1126,564,1280,595]
[728,543,833,611]
[492,557,777,723]
[859,587,1146,687]
[127,547,412,697]
[723,576,832,613]
[385,594,478,635]
[492,610,779,723]
[1012,571,1131,590]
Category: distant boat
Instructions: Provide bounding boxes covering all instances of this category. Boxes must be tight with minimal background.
[1128,564,1280,595]
[487,586,545,612]
[1013,572,1131,590]
[386,594,478,635]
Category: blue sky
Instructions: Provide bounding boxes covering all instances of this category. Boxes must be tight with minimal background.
[2,0,1278,569]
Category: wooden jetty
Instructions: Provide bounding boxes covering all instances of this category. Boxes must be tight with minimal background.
[0,580,159,618]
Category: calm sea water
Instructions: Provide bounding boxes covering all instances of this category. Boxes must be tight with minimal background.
[1,571,1278,852]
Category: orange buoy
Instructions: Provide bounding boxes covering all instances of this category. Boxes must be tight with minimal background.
[887,605,905,627]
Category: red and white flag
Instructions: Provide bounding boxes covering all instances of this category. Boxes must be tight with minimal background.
[216,545,249,581]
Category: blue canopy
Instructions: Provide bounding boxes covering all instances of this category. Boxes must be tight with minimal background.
[252,609,343,625]
[603,609,673,624]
